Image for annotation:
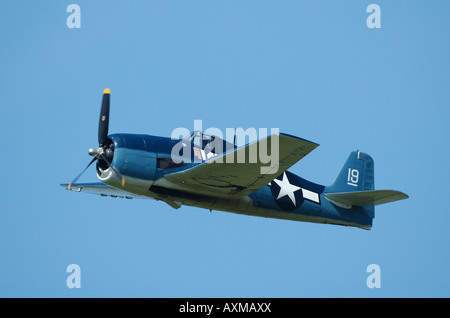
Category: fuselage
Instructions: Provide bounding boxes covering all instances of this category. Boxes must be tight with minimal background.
[97,133,372,230]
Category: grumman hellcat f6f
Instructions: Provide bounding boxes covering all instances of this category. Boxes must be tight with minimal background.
[61,89,408,230]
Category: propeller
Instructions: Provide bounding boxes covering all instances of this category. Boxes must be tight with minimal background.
[67,158,96,190]
[68,88,125,190]
[98,88,110,147]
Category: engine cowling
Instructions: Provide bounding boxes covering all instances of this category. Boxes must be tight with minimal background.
[97,134,157,195]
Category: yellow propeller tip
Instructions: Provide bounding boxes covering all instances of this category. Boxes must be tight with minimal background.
[103,88,110,94]
[68,183,72,191]
[121,177,125,187]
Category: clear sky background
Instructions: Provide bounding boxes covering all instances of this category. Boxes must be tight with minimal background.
[0,1,449,297]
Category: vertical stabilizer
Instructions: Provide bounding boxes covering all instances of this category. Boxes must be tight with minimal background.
[327,151,374,193]
[326,151,375,218]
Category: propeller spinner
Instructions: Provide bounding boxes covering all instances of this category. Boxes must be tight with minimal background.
[68,89,125,190]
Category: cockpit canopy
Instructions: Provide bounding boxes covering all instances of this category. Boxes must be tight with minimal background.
[187,130,235,155]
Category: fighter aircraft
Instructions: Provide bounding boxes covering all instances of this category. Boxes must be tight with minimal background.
[61,89,408,230]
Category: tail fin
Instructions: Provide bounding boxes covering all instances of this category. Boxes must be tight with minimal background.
[327,150,374,193]
[324,151,408,219]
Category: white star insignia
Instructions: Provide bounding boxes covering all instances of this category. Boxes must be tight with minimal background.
[273,172,302,206]
[271,172,321,205]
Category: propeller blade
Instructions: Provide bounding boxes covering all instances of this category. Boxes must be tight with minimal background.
[68,157,97,191]
[98,88,110,146]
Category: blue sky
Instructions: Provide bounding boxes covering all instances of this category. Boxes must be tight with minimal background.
[0,1,449,297]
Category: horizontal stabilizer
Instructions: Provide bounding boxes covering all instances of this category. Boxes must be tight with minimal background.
[324,190,409,209]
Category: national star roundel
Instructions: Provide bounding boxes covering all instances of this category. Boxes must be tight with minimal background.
[269,171,304,211]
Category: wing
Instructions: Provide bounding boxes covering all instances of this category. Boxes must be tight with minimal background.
[163,133,318,195]
[60,182,185,209]
[60,182,143,199]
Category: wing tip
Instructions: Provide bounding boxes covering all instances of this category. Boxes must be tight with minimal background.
[279,133,319,147]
